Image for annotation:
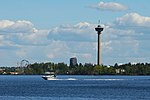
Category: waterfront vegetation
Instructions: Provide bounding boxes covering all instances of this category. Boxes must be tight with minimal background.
[1,62,150,75]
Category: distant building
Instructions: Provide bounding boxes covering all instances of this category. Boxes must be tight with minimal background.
[115,69,125,74]
[70,57,77,67]
[84,63,94,67]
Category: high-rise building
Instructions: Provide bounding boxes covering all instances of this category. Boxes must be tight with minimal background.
[70,57,77,67]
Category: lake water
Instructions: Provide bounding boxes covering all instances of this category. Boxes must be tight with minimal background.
[0,75,150,100]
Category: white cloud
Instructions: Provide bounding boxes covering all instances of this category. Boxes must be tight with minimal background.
[47,21,144,65]
[115,13,150,27]
[90,1,128,12]
[0,34,20,49]
[102,41,113,52]
[0,20,36,33]
[0,20,49,47]
[101,13,150,64]
[48,22,96,42]
[1,14,150,66]
[17,30,49,45]
[0,20,14,28]
[46,41,70,61]
[113,13,150,39]
[101,27,140,63]
[47,22,100,63]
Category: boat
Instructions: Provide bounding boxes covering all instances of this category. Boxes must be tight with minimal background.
[42,72,56,80]
[42,65,56,80]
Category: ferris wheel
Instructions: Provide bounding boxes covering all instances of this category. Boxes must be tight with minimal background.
[20,59,29,67]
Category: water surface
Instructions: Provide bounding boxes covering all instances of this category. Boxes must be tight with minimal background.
[0,75,150,100]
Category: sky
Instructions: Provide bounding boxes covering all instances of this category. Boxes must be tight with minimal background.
[0,0,150,66]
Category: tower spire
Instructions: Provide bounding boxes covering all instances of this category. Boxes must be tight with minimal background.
[98,20,100,24]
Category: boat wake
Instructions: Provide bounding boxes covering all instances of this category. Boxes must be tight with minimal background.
[84,79,126,81]
[46,78,77,81]
[46,78,127,81]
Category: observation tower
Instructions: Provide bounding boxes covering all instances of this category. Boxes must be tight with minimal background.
[95,23,104,65]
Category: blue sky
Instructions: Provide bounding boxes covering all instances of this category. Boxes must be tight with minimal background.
[0,0,150,66]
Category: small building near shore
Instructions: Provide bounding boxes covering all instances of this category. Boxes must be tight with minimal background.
[116,69,125,74]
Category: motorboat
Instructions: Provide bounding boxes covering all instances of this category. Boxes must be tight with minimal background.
[42,72,56,80]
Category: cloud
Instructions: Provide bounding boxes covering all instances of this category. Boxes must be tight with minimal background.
[47,21,144,64]
[90,1,128,12]
[114,13,150,28]
[47,21,141,65]
[100,13,150,64]
[48,22,96,42]
[0,20,37,33]
[0,20,49,47]
[0,35,20,50]
[46,41,70,59]
[1,14,150,66]
[16,30,49,46]
[45,40,96,63]
[102,27,139,57]
[113,13,150,39]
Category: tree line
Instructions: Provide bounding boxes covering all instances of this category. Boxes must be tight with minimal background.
[1,62,150,75]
